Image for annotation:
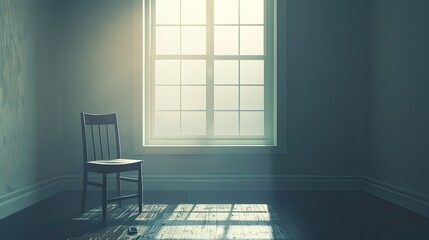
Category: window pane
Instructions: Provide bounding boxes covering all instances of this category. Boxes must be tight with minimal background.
[182,26,206,55]
[240,86,264,110]
[240,0,264,24]
[240,60,264,84]
[214,60,238,85]
[214,111,239,135]
[156,26,180,54]
[155,60,180,85]
[215,26,238,55]
[156,86,180,110]
[214,86,239,110]
[182,86,206,110]
[182,0,206,24]
[182,60,206,85]
[240,111,264,135]
[214,0,238,24]
[240,26,264,55]
[155,111,180,136]
[156,0,180,24]
[181,112,206,135]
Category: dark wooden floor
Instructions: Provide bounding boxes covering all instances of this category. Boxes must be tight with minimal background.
[1,191,429,239]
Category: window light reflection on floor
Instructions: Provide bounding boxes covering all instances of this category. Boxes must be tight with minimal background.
[72,204,283,239]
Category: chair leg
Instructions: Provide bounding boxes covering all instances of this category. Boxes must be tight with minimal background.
[102,173,107,222]
[116,173,122,208]
[138,167,143,214]
[81,170,88,213]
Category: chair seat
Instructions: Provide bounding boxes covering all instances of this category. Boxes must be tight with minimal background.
[86,159,143,173]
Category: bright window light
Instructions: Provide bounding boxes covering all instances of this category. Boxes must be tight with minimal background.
[144,0,277,146]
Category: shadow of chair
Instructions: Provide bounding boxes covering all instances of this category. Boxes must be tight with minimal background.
[80,112,143,222]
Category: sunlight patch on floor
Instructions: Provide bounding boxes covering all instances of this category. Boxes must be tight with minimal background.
[145,204,280,240]
[71,204,285,239]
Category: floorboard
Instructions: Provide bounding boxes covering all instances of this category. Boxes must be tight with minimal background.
[1,191,429,239]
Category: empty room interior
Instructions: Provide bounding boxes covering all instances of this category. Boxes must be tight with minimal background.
[1,0,429,239]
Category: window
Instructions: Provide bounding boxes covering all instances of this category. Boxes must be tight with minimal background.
[143,0,276,146]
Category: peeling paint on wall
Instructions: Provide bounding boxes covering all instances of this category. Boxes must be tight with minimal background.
[0,0,37,196]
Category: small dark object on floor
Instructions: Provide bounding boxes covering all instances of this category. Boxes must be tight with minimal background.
[128,226,138,235]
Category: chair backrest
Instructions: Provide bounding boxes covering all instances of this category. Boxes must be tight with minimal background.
[81,112,121,162]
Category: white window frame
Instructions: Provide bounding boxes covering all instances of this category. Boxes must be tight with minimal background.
[137,0,277,149]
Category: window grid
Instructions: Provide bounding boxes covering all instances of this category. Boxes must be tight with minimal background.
[147,0,274,144]
[153,0,264,138]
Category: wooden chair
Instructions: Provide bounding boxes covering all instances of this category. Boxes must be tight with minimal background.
[80,112,143,222]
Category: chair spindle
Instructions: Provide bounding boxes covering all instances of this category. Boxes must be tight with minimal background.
[98,125,104,159]
[106,124,111,159]
[91,125,96,160]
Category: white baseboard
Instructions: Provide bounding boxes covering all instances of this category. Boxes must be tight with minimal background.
[1,174,429,219]
[362,176,429,218]
[61,174,364,191]
[0,174,362,219]
[0,177,63,219]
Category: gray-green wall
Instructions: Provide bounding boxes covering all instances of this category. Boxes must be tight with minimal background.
[370,0,429,196]
[4,0,428,215]
[0,0,62,197]
[0,0,38,195]
[55,0,371,177]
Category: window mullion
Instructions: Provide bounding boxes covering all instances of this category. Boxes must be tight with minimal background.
[264,0,271,140]
[238,0,241,135]
[150,0,157,142]
[179,0,182,136]
[206,0,214,137]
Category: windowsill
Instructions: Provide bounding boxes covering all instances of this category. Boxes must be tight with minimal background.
[133,145,279,155]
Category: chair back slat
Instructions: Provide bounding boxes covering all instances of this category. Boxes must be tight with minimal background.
[81,112,121,163]
[98,125,104,159]
[84,113,117,125]
[106,125,111,159]
[90,125,96,160]
[114,120,121,159]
